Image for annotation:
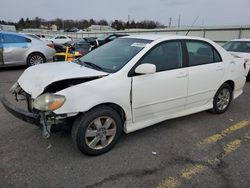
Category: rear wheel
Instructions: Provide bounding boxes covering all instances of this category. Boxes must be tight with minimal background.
[211,83,233,114]
[27,53,45,66]
[72,106,122,155]
[247,70,250,82]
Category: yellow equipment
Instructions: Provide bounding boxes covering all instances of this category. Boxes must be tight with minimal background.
[54,47,82,62]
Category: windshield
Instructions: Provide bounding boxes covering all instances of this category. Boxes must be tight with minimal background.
[77,38,152,73]
[223,41,250,53]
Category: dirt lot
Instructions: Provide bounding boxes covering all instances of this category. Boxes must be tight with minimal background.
[0,66,250,188]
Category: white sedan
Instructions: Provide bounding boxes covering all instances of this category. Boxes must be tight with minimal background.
[1,35,247,155]
[50,35,72,45]
[223,38,250,81]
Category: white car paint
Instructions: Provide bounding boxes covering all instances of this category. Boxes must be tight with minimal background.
[18,62,108,98]
[50,35,72,44]
[17,35,246,133]
[223,39,250,77]
[230,52,250,76]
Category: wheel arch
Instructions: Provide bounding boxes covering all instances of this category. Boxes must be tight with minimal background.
[26,51,46,64]
[88,103,127,124]
[224,80,235,91]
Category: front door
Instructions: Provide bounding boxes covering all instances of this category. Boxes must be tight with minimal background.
[132,41,188,123]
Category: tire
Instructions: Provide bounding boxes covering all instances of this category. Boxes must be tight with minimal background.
[247,70,250,82]
[27,53,45,66]
[210,83,233,114]
[72,106,123,156]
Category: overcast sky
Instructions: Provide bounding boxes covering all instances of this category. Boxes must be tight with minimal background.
[1,0,250,26]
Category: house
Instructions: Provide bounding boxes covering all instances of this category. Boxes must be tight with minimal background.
[87,25,115,32]
[0,24,16,32]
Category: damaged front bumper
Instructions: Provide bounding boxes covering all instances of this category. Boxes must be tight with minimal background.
[1,95,71,138]
[1,95,40,126]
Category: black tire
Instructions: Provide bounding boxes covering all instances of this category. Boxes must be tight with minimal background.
[72,106,123,156]
[247,70,250,82]
[27,53,46,66]
[210,83,233,114]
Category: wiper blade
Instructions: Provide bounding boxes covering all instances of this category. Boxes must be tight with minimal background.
[83,61,104,71]
[74,58,83,65]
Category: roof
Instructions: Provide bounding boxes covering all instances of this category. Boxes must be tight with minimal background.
[123,34,209,41]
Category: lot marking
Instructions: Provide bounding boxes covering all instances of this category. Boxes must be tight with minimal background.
[198,119,250,147]
[180,164,205,180]
[157,119,250,188]
[223,139,241,156]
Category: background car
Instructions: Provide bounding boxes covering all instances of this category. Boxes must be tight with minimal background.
[0,31,56,67]
[66,39,91,55]
[223,39,250,81]
[90,33,128,49]
[50,35,72,45]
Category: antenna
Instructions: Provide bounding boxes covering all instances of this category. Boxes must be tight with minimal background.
[185,16,199,36]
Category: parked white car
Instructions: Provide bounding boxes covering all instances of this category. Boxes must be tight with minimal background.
[1,35,247,155]
[223,39,250,81]
[50,35,72,45]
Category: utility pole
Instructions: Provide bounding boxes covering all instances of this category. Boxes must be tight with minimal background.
[127,15,130,30]
[169,17,172,28]
[178,15,181,28]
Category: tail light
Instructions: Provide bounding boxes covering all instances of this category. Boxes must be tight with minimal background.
[47,43,55,49]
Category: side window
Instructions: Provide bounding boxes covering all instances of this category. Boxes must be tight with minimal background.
[186,41,221,66]
[55,36,64,39]
[0,34,3,46]
[236,42,250,53]
[3,34,27,43]
[138,41,182,72]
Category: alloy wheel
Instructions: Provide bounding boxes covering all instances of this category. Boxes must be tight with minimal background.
[217,88,230,111]
[85,116,117,150]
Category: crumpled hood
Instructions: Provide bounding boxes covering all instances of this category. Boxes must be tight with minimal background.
[18,62,108,98]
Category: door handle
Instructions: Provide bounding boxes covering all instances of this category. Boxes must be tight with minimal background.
[176,73,188,78]
[216,68,223,71]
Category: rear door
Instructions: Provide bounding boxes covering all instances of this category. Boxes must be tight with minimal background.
[185,40,224,109]
[0,33,3,65]
[3,33,30,65]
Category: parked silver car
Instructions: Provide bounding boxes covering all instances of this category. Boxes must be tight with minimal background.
[0,31,55,67]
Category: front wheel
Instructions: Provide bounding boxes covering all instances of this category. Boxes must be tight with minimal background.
[211,83,233,114]
[71,106,123,155]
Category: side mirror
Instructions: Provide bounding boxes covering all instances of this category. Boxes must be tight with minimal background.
[135,63,156,75]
